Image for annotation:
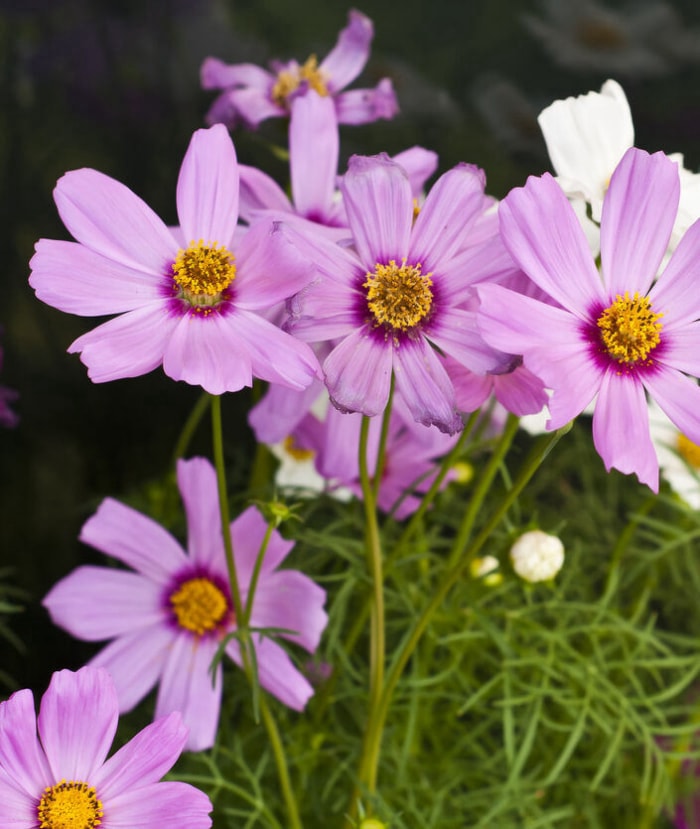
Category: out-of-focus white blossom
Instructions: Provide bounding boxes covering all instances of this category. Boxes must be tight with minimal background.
[510,530,564,582]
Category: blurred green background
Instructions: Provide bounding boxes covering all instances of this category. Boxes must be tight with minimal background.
[2,0,700,694]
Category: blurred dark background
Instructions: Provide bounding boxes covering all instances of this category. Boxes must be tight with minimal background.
[2,0,700,694]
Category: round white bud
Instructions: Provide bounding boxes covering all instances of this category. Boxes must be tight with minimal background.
[510,530,564,582]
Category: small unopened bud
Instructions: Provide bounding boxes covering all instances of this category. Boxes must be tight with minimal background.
[359,820,388,829]
[470,555,502,586]
[510,530,564,582]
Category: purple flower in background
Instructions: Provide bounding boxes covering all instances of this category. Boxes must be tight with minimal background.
[201,8,398,128]
[29,124,319,394]
[43,458,328,751]
[285,153,510,434]
[0,666,212,828]
[478,147,700,490]
[0,330,18,428]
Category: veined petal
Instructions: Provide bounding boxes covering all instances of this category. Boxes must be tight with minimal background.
[79,498,188,582]
[0,767,36,826]
[494,365,549,418]
[320,9,373,90]
[155,635,222,753]
[68,302,178,383]
[249,570,327,653]
[177,458,224,570]
[102,781,212,829]
[238,164,292,223]
[499,172,604,315]
[230,636,314,711]
[0,689,51,796]
[601,148,679,297]
[649,218,700,327]
[428,307,505,374]
[161,312,253,394]
[341,154,412,268]
[38,667,118,782]
[176,125,239,246]
[279,222,359,286]
[592,369,658,490]
[323,329,392,417]
[92,713,187,798]
[29,240,166,316]
[54,169,177,275]
[289,94,338,221]
[644,364,700,448]
[89,626,171,712]
[43,566,162,640]
[410,164,487,269]
[657,325,700,376]
[438,234,521,306]
[393,337,462,434]
[391,146,439,197]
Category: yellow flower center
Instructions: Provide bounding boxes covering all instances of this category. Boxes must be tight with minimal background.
[170,576,230,636]
[37,780,103,829]
[283,435,315,462]
[596,292,662,365]
[271,55,329,107]
[364,259,434,332]
[677,433,700,469]
[172,240,236,310]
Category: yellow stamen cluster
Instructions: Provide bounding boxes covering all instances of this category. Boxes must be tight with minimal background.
[677,433,700,469]
[37,780,103,829]
[283,435,315,462]
[170,577,229,636]
[364,259,433,332]
[596,291,663,365]
[271,55,329,107]
[172,240,236,309]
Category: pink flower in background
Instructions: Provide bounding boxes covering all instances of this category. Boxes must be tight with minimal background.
[201,9,398,129]
[44,458,328,751]
[0,331,18,428]
[0,666,212,828]
[29,124,319,394]
[285,153,511,434]
[478,147,700,490]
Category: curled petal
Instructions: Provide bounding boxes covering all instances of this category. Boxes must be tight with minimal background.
[320,9,373,91]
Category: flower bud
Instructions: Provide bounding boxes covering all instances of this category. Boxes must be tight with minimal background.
[510,530,564,582]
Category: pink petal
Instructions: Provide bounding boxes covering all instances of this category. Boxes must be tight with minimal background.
[0,767,36,826]
[334,79,399,125]
[249,570,327,653]
[320,9,372,91]
[341,154,413,268]
[29,240,166,316]
[248,379,326,444]
[89,626,172,712]
[657,325,700,376]
[79,498,188,582]
[428,307,505,374]
[644,364,700,447]
[410,164,487,270]
[38,667,118,782]
[499,172,604,316]
[176,458,224,570]
[231,505,294,587]
[200,58,272,91]
[438,234,522,306]
[493,366,548,417]
[155,635,222,752]
[601,148,679,297]
[592,369,658,490]
[238,164,291,223]
[161,311,253,394]
[54,169,177,275]
[649,218,700,327]
[0,689,51,796]
[68,302,178,383]
[102,781,212,829]
[289,94,338,221]
[230,310,320,390]
[323,328,392,416]
[92,713,187,799]
[447,359,492,413]
[391,146,439,197]
[222,88,283,128]
[43,566,162,640]
[176,125,239,246]
[393,337,462,434]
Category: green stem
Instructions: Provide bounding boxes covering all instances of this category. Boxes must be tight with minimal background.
[372,378,394,500]
[260,696,304,829]
[242,519,275,626]
[357,424,568,797]
[172,391,210,466]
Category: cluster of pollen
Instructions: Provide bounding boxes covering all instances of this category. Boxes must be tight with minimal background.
[364,259,434,332]
[172,240,236,311]
[596,291,662,366]
[677,433,700,469]
[283,434,315,462]
[170,576,230,636]
[37,780,103,829]
[271,55,329,107]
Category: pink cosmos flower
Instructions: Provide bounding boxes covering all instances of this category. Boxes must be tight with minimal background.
[201,9,398,129]
[285,153,513,434]
[0,666,212,828]
[43,458,328,752]
[477,147,700,490]
[28,124,319,394]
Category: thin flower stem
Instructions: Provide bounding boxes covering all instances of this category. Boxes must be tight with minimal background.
[242,519,275,626]
[357,425,568,797]
[260,696,304,829]
[172,391,210,466]
[372,377,394,500]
